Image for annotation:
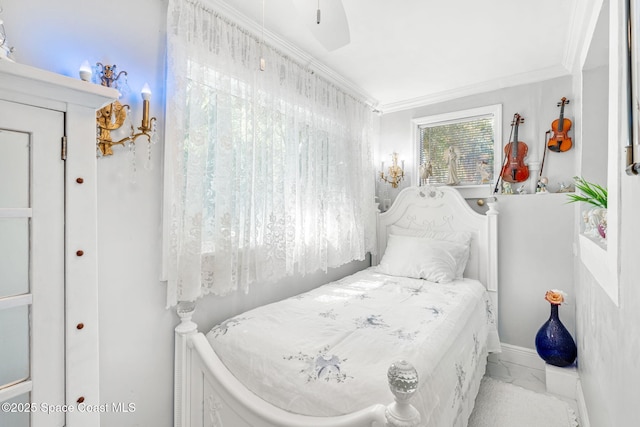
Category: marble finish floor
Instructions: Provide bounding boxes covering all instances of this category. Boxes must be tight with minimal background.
[485,357,580,421]
[486,356,546,393]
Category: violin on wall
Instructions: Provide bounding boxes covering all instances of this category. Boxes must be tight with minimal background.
[501,113,529,183]
[548,97,572,152]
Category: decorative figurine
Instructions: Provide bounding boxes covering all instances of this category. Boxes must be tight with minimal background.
[445,146,460,185]
[502,181,513,195]
[0,6,16,62]
[419,159,433,185]
[516,184,527,194]
[584,208,607,240]
[557,182,573,193]
[537,176,549,194]
[476,160,491,184]
[582,210,595,236]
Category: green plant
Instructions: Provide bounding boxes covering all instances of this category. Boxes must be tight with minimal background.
[566,176,607,208]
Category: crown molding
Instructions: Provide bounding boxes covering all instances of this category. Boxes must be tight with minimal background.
[206,0,378,108]
[379,64,572,114]
[562,0,586,72]
[563,0,605,73]
[197,0,583,115]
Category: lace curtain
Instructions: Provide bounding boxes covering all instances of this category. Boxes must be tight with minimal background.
[165,0,377,305]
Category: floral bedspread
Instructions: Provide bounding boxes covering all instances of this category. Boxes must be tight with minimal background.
[206,267,500,425]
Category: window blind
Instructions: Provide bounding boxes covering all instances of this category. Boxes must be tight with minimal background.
[419,115,495,186]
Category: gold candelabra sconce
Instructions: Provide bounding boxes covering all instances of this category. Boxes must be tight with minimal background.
[79,61,158,157]
[379,152,405,188]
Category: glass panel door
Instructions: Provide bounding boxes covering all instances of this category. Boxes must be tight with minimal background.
[0,393,31,427]
[0,129,29,208]
[0,305,30,387]
[0,100,65,427]
[0,127,32,427]
[0,218,29,299]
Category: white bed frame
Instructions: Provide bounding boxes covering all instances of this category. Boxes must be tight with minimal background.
[174,186,498,427]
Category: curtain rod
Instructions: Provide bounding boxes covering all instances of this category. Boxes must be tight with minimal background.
[186,0,380,111]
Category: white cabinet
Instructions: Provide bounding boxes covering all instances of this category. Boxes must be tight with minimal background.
[0,60,116,427]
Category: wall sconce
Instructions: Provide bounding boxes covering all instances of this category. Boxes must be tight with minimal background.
[80,62,157,156]
[379,152,405,188]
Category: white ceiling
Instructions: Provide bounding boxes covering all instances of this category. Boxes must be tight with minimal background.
[219,0,581,111]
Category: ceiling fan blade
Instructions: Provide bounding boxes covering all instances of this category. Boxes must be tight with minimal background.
[292,0,350,51]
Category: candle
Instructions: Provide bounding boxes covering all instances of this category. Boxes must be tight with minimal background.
[141,83,152,130]
[141,83,152,101]
[79,60,92,82]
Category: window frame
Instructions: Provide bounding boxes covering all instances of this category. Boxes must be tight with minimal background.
[412,104,502,199]
[575,0,621,306]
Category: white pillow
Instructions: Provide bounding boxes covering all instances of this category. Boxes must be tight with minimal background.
[388,225,472,246]
[377,234,470,283]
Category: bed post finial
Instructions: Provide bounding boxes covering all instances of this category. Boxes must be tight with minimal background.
[176,300,197,334]
[385,360,421,427]
[486,196,499,215]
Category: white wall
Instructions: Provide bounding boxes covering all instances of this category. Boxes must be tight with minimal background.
[2,1,367,426]
[581,64,609,185]
[572,0,640,425]
[378,76,577,350]
[495,193,575,347]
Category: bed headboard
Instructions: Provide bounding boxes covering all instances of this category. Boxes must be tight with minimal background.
[373,186,498,294]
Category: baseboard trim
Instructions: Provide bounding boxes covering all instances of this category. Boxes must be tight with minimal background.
[489,343,546,371]
[576,379,591,427]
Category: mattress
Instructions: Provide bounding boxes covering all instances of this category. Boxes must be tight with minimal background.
[206,267,500,425]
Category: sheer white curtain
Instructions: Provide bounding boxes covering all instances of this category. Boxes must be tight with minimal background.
[164,0,377,305]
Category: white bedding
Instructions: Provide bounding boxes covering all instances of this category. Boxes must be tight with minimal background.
[206,267,500,426]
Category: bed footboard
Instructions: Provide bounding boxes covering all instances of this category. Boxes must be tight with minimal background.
[174,304,421,427]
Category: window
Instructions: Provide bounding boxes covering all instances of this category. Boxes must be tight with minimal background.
[164,1,376,303]
[413,105,502,198]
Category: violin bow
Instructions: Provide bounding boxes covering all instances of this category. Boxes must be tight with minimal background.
[539,130,551,178]
[494,153,508,194]
[493,114,517,194]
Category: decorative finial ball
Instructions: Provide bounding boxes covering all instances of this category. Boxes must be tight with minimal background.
[176,300,196,319]
[387,360,419,400]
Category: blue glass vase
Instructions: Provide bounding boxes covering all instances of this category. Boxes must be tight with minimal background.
[535,303,577,367]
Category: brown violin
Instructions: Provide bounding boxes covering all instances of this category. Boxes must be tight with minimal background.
[548,97,572,152]
[501,113,529,183]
